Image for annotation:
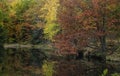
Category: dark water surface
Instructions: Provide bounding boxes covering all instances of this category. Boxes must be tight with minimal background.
[0,48,120,76]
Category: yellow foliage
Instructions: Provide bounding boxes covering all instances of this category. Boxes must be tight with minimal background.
[41,0,60,40]
[42,61,55,76]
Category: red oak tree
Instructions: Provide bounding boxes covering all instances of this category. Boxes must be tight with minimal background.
[54,0,120,56]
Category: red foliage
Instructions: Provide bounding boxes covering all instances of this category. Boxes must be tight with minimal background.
[55,0,120,55]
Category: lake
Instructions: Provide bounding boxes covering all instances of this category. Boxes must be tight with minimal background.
[0,48,120,76]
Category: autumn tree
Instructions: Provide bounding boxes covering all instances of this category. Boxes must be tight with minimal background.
[55,0,89,55]
[55,0,120,58]
[41,0,60,40]
[3,0,45,43]
[0,0,10,46]
[7,0,35,43]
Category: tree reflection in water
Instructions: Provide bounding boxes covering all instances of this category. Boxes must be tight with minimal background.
[0,48,47,76]
[0,48,120,76]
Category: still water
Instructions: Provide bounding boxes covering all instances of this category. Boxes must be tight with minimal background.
[0,48,120,76]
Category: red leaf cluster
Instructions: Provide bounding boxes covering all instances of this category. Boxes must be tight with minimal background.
[54,0,120,55]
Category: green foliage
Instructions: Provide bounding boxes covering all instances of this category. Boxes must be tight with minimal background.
[0,25,7,45]
[42,61,55,76]
[44,23,59,40]
[0,0,9,44]
[101,69,108,76]
[0,10,4,21]
[4,0,43,43]
[12,0,35,15]
[0,0,61,43]
[111,73,120,76]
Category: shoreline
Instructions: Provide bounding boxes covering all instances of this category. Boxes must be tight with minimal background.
[3,44,53,49]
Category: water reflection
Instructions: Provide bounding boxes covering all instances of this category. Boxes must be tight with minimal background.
[42,61,55,76]
[0,48,120,76]
[0,48,47,76]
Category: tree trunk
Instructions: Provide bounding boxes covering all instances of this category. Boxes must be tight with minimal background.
[100,3,107,62]
[100,36,106,52]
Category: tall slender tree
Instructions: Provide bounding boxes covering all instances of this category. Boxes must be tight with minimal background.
[41,0,60,40]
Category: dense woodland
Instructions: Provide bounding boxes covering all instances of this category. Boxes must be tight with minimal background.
[0,0,120,76]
